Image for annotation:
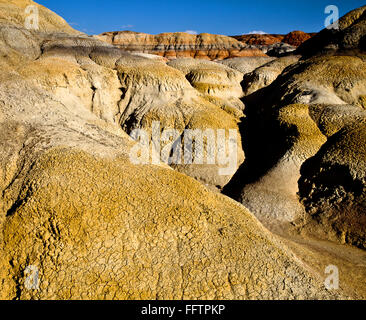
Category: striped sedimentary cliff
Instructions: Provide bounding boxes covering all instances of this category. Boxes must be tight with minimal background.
[95,31,268,60]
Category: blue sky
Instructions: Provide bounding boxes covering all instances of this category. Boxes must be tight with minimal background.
[37,0,365,35]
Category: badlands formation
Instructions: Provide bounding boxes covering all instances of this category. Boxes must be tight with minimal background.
[96,30,313,61]
[96,31,268,60]
[0,0,365,300]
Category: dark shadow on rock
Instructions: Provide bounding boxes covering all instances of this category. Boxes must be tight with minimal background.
[298,132,365,209]
[222,84,295,200]
[297,134,366,249]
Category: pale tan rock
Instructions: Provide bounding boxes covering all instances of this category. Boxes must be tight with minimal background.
[219,56,275,75]
[242,55,300,95]
[225,52,366,246]
[167,58,245,114]
[225,104,326,224]
[275,55,366,107]
[114,55,245,188]
[0,0,81,34]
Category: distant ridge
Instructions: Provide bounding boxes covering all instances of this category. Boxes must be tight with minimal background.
[95,31,267,60]
[95,30,315,60]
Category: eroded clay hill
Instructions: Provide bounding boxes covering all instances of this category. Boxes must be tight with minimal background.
[224,6,366,250]
[0,0,81,34]
[0,0,348,300]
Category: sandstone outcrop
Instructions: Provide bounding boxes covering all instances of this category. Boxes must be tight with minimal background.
[299,124,366,249]
[224,50,366,248]
[282,31,313,47]
[5,24,244,189]
[265,42,297,56]
[224,5,366,233]
[1,149,339,300]
[242,55,300,95]
[219,56,275,74]
[167,58,245,113]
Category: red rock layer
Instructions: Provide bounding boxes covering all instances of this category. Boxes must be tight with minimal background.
[282,31,315,46]
[232,31,315,47]
[232,34,284,45]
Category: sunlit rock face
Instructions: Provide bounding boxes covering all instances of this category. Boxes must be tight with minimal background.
[224,34,366,249]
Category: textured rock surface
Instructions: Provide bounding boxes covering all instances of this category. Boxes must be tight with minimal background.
[1,149,340,300]
[298,125,366,249]
[0,0,81,34]
[265,42,297,57]
[225,14,366,222]
[298,5,366,56]
[6,27,245,188]
[115,55,245,188]
[242,55,300,95]
[224,50,366,248]
[96,31,267,61]
[232,31,315,56]
[219,56,275,75]
[167,58,245,114]
[96,30,314,61]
